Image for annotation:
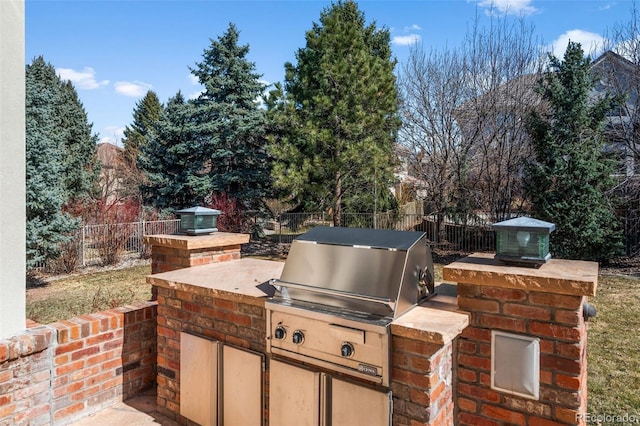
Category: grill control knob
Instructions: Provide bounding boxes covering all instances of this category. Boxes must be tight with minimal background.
[340,342,354,358]
[274,326,286,340]
[292,330,304,345]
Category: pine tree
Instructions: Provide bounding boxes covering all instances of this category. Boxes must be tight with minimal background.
[122,90,163,167]
[189,23,270,208]
[268,0,400,225]
[139,91,207,209]
[524,42,623,261]
[25,57,79,267]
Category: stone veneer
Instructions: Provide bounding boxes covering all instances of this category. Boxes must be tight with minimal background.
[444,253,597,426]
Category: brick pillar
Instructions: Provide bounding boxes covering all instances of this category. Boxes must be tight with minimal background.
[444,253,597,426]
[391,305,469,425]
[144,232,249,274]
[144,232,249,300]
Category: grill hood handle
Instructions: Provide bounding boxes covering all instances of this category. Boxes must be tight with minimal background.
[270,278,396,313]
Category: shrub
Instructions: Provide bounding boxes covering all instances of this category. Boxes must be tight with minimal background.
[46,232,81,274]
[208,192,252,233]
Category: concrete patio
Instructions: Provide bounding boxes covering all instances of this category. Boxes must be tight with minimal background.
[70,388,179,426]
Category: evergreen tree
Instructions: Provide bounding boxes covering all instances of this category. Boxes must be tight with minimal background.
[122,90,163,167]
[189,23,271,208]
[268,0,400,225]
[58,80,101,201]
[524,42,623,261]
[25,57,79,267]
[139,91,206,209]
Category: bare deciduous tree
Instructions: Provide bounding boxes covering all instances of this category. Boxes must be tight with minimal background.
[400,11,544,233]
[400,45,471,241]
[460,16,544,222]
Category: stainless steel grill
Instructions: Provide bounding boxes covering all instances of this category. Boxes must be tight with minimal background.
[265,226,435,387]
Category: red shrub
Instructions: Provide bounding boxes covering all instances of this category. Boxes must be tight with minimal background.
[207,193,251,233]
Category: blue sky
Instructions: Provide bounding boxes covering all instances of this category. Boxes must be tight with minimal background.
[26,0,633,146]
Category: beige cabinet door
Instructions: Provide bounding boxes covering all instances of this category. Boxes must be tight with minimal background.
[269,359,321,426]
[330,378,391,426]
[222,345,263,426]
[180,332,220,426]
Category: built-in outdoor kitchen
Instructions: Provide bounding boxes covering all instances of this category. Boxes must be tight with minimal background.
[145,211,598,426]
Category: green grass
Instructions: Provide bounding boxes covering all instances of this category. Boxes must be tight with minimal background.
[24,262,640,418]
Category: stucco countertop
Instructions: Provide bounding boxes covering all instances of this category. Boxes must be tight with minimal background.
[147,258,284,307]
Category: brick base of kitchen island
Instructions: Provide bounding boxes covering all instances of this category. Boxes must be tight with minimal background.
[146,233,597,426]
[148,259,467,426]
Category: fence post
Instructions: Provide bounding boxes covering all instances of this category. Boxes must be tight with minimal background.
[81,225,86,267]
[139,220,145,255]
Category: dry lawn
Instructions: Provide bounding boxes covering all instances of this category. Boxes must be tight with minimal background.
[26,263,152,324]
[587,274,640,418]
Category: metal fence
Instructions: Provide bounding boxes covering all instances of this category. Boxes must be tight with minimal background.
[81,219,181,265]
[264,211,640,256]
[32,219,181,272]
[263,212,495,253]
[32,209,640,272]
[623,209,640,257]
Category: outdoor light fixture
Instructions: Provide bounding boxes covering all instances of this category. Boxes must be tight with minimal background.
[176,206,221,235]
[492,217,555,267]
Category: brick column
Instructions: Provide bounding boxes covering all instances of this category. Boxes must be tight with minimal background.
[144,233,249,301]
[391,305,469,425]
[144,232,249,274]
[444,253,597,426]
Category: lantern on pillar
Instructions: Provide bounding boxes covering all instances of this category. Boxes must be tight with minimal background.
[492,217,555,267]
[176,206,222,235]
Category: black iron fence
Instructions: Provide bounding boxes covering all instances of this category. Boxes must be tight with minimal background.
[623,209,640,257]
[259,212,495,253]
[258,210,640,257]
[32,209,640,273]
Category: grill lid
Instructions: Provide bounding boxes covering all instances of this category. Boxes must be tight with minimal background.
[272,226,434,320]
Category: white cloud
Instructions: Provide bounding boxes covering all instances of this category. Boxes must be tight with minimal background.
[114,81,153,97]
[476,0,537,16]
[187,73,203,99]
[404,24,422,32]
[188,90,204,100]
[57,67,109,90]
[392,34,422,46]
[548,29,606,58]
[98,126,125,147]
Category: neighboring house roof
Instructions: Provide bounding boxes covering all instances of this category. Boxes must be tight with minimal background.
[96,143,132,203]
[96,142,126,171]
[591,50,637,77]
